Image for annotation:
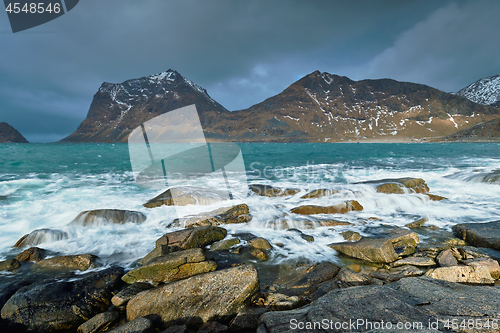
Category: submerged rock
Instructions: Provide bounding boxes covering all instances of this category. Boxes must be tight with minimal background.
[13,228,68,248]
[291,200,363,215]
[126,265,260,326]
[0,259,21,272]
[249,184,300,197]
[122,248,216,284]
[156,226,227,250]
[69,209,146,226]
[1,267,123,333]
[424,265,494,285]
[15,247,46,262]
[453,220,500,250]
[174,204,251,228]
[36,254,100,271]
[259,276,500,332]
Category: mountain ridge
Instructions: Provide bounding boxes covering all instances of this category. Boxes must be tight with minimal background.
[62,70,500,143]
[0,122,29,143]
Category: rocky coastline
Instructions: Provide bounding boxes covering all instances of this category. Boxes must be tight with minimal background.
[2,178,500,332]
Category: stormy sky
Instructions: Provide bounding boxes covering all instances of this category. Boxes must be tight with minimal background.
[1,0,500,142]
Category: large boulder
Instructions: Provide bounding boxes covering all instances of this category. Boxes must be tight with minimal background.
[122,248,217,284]
[36,254,100,271]
[15,247,47,262]
[126,265,260,327]
[330,238,398,263]
[69,209,146,226]
[249,184,300,197]
[424,266,495,285]
[453,220,500,250]
[155,226,227,250]
[1,267,123,332]
[13,228,68,247]
[291,200,363,215]
[173,204,251,228]
[258,276,500,333]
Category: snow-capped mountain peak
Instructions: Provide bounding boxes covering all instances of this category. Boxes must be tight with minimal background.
[457,75,500,106]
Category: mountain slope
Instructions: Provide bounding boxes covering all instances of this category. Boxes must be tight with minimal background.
[439,118,500,142]
[457,75,500,106]
[206,71,500,142]
[61,70,229,142]
[0,122,29,143]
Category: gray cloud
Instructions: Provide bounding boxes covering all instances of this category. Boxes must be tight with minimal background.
[1,0,498,141]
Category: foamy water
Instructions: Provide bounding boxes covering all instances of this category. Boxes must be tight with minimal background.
[1,143,500,268]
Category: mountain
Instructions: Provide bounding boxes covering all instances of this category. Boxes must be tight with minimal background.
[0,122,28,143]
[206,71,500,142]
[63,70,500,143]
[457,75,500,107]
[61,70,229,142]
[438,117,500,142]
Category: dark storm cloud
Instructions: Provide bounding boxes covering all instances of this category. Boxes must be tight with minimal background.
[1,0,498,141]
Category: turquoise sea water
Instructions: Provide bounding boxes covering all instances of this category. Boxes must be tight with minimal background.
[1,143,500,266]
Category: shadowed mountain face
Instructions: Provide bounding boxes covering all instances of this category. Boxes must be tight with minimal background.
[61,70,229,143]
[62,70,500,143]
[439,118,500,142]
[0,122,28,143]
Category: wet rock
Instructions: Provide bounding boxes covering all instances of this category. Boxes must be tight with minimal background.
[359,178,429,193]
[436,249,458,267]
[376,183,405,194]
[144,187,227,208]
[111,283,153,307]
[405,217,428,229]
[291,200,363,215]
[197,321,228,333]
[300,189,339,199]
[36,254,100,271]
[283,262,341,294]
[122,248,216,284]
[340,230,362,242]
[0,277,37,310]
[249,184,300,197]
[0,259,21,271]
[228,307,269,332]
[426,193,447,201]
[259,276,500,333]
[156,226,227,250]
[463,258,500,279]
[391,256,436,267]
[13,228,68,247]
[162,325,188,333]
[453,220,500,250]
[127,265,260,327]
[248,247,268,261]
[107,317,153,333]
[210,238,240,251]
[333,267,374,288]
[379,228,419,256]
[70,209,146,226]
[1,267,124,333]
[139,245,180,265]
[77,311,119,333]
[264,293,307,311]
[424,265,494,285]
[370,265,427,283]
[15,247,46,262]
[330,238,398,263]
[249,238,272,250]
[174,204,252,228]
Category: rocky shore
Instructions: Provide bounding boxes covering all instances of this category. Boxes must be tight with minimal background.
[2,178,500,332]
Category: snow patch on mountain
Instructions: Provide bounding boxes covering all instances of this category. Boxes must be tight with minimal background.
[457,75,500,105]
